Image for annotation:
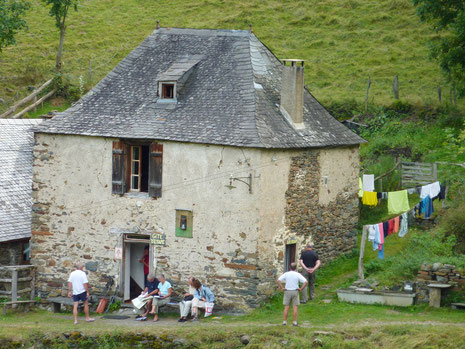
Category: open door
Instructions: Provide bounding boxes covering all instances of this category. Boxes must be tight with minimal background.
[123,234,151,300]
[284,243,296,273]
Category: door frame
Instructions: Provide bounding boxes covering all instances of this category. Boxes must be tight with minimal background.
[122,234,152,300]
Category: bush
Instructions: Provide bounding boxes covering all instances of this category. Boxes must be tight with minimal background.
[442,202,465,254]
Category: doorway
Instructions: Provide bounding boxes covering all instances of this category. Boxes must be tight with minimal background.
[284,243,296,273]
[123,234,151,300]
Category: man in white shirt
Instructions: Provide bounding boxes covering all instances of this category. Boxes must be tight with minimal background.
[68,261,94,324]
[277,262,308,327]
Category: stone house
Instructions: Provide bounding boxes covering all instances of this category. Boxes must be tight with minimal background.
[0,119,42,266]
[31,28,365,310]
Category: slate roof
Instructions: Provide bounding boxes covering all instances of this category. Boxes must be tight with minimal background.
[0,119,42,243]
[35,28,365,148]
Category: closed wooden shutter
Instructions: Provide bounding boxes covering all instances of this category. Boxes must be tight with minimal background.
[148,143,163,198]
[112,140,126,194]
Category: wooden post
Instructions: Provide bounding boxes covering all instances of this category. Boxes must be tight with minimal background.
[33,89,37,112]
[365,76,371,112]
[437,85,442,103]
[89,60,93,88]
[11,269,18,308]
[30,268,35,301]
[392,75,399,99]
[358,227,368,280]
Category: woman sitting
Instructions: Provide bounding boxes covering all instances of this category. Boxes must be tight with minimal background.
[149,274,172,322]
[191,279,215,322]
[178,277,196,323]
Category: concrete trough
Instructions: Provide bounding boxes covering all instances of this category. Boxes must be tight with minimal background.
[337,288,416,307]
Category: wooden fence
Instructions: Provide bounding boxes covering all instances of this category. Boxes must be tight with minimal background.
[0,265,35,311]
[400,161,438,189]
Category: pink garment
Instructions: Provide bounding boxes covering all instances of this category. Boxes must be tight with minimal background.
[378,223,384,249]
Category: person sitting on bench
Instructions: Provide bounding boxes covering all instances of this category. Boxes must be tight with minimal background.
[191,278,215,322]
[149,274,172,322]
[178,277,196,323]
[136,273,159,321]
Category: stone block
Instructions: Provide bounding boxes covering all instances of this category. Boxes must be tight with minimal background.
[85,262,98,272]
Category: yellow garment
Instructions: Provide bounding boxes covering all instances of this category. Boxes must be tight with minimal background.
[387,190,410,215]
[362,191,378,206]
[358,178,364,198]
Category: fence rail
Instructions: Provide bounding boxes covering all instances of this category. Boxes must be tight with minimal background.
[400,161,437,188]
[0,265,35,308]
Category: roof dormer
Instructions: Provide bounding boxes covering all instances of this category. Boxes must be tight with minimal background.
[157,57,203,103]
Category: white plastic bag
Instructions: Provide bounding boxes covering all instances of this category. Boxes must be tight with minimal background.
[204,302,214,317]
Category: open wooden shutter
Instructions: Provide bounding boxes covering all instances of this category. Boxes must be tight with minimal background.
[112,140,126,194]
[148,143,163,198]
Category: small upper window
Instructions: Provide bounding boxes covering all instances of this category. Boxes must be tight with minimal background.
[161,83,175,99]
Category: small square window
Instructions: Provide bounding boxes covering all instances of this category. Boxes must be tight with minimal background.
[175,210,193,238]
[161,83,175,99]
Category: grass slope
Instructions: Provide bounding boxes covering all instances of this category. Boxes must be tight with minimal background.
[0,0,459,113]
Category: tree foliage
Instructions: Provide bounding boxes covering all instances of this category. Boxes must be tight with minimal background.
[0,0,30,52]
[412,0,465,97]
[42,0,80,72]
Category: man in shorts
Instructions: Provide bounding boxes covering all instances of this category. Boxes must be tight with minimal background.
[277,262,307,327]
[67,261,94,325]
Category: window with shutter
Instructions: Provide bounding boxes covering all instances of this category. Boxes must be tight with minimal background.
[148,143,163,198]
[112,141,126,194]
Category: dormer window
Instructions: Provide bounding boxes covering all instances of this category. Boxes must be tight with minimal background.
[158,81,176,102]
[161,83,175,99]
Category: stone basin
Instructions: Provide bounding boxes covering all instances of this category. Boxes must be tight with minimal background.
[337,288,416,307]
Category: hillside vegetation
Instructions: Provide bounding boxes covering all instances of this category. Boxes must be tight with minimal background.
[0,0,461,112]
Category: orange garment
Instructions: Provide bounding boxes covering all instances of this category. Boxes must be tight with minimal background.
[393,216,400,233]
[362,191,378,206]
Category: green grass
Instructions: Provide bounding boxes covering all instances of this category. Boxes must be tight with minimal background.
[0,0,462,113]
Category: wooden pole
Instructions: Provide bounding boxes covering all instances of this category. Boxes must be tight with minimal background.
[392,75,399,99]
[11,270,18,308]
[365,76,371,112]
[0,79,53,118]
[30,268,35,301]
[358,227,368,280]
[12,89,57,119]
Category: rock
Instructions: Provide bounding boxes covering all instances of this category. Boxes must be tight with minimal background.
[391,285,401,292]
[436,276,448,283]
[322,299,332,304]
[420,263,432,271]
[281,340,288,345]
[240,335,250,345]
[314,331,336,336]
[312,338,323,347]
[432,263,442,272]
[173,338,188,346]
[85,261,98,272]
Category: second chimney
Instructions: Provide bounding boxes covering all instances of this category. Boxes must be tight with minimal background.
[280,59,305,129]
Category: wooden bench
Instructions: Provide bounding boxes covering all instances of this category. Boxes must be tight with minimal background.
[48,296,95,313]
[2,300,36,315]
[451,303,465,310]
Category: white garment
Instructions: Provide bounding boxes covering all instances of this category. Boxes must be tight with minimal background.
[68,270,89,295]
[278,271,307,291]
[362,174,375,192]
[367,225,376,241]
[407,188,416,195]
[420,181,441,199]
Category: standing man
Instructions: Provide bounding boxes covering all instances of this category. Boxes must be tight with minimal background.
[67,261,94,325]
[277,262,307,327]
[139,246,150,287]
[299,242,321,303]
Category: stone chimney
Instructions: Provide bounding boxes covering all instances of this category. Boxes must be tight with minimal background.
[280,59,305,129]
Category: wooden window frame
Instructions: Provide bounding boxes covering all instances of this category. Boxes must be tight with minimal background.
[158,81,176,101]
[130,145,142,192]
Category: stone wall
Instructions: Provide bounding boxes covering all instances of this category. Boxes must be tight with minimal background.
[273,147,360,270]
[416,262,465,303]
[0,240,27,266]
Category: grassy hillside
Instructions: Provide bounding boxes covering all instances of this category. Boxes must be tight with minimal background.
[0,0,460,113]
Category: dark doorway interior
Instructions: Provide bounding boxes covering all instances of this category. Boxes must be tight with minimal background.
[284,243,296,272]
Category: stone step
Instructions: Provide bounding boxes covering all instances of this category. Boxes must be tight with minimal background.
[451,303,465,310]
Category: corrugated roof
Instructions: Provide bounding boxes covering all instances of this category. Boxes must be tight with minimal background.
[34,28,365,148]
[0,119,42,243]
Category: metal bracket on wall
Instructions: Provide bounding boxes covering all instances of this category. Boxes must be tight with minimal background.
[225,173,253,194]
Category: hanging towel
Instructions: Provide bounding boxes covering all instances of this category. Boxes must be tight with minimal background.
[362,174,375,192]
[382,192,388,200]
[378,223,384,245]
[439,184,447,200]
[393,216,400,233]
[399,212,408,237]
[387,190,410,215]
[368,225,376,241]
[358,178,364,198]
[373,224,381,250]
[420,181,441,199]
[421,196,434,219]
[388,219,395,235]
[362,191,378,206]
[378,244,384,260]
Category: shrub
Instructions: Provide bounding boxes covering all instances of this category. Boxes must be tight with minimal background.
[441,202,465,254]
